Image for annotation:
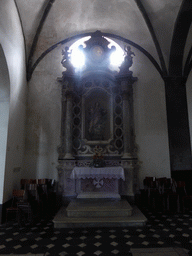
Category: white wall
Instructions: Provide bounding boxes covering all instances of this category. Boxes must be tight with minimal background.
[133,51,171,188]
[0,45,10,204]
[186,72,192,154]
[0,0,27,203]
[185,29,192,157]
[23,51,62,181]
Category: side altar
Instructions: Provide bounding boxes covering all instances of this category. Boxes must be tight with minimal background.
[54,31,146,228]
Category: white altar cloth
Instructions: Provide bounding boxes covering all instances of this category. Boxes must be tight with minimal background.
[70,166,125,180]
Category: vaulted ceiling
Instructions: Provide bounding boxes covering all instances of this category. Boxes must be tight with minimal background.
[11,0,191,83]
[0,0,191,82]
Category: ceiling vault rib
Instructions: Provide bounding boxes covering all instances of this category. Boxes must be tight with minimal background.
[27,0,55,81]
[134,0,168,77]
[184,45,192,70]
[169,0,192,79]
[185,56,192,80]
[184,45,192,79]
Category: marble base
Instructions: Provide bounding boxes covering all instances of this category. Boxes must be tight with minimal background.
[77,192,120,199]
[67,199,132,217]
[53,201,147,228]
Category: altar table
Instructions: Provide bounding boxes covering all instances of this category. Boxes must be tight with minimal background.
[70,166,125,199]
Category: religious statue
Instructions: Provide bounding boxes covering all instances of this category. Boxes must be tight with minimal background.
[61,46,74,74]
[88,102,107,141]
[119,45,135,75]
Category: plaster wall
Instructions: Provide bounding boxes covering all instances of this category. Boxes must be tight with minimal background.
[186,30,192,156]
[23,48,62,180]
[0,0,27,203]
[133,50,170,189]
[186,73,192,154]
[0,46,10,204]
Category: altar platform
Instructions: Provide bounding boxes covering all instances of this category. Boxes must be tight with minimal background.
[53,199,147,228]
[54,166,146,228]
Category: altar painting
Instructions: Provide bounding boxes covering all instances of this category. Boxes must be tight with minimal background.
[82,88,113,144]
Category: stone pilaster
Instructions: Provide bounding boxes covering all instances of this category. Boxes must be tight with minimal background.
[121,80,134,159]
[64,89,74,159]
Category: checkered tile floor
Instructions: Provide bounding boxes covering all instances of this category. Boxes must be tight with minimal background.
[0,207,192,255]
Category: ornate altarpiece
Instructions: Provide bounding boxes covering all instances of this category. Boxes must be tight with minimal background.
[57,31,138,200]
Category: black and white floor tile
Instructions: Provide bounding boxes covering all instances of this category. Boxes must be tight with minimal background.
[0,207,192,255]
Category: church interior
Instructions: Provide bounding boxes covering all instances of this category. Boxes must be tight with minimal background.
[1,0,192,255]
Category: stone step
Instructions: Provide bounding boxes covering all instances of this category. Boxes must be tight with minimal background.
[66,199,133,218]
[53,205,147,228]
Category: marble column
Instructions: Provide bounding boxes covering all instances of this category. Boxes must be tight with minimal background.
[64,88,74,159]
[121,80,134,159]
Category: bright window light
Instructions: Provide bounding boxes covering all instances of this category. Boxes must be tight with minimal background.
[105,38,124,70]
[70,47,85,69]
[70,36,90,69]
[69,36,124,71]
